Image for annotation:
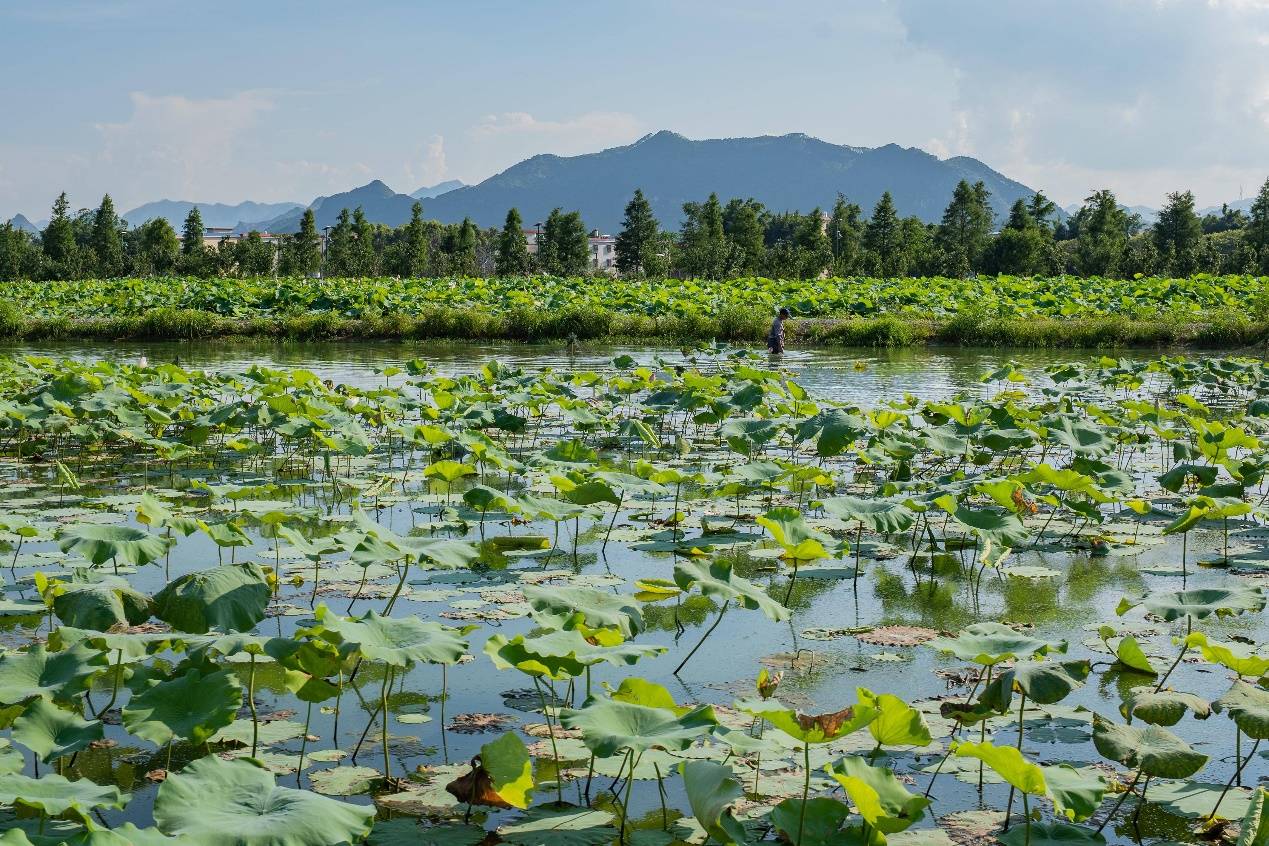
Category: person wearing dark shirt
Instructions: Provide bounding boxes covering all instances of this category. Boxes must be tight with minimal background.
[767,307,791,354]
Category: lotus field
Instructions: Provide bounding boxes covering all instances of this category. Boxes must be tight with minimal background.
[1,350,1269,846]
[5,274,1267,321]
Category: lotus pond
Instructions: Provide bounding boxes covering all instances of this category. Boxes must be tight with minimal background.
[0,345,1267,846]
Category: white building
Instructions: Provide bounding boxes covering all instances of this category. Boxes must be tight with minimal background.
[524,228,618,273]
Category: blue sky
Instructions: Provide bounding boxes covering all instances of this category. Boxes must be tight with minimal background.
[2,0,1267,218]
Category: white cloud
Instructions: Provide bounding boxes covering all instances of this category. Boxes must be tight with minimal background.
[92,91,273,203]
[403,135,448,189]
[471,111,643,146]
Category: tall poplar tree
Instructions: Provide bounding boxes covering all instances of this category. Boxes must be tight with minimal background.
[614,189,660,276]
[496,207,529,275]
[863,192,903,276]
[42,192,77,270]
[91,194,124,277]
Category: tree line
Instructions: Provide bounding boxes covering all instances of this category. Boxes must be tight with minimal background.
[3,177,1268,282]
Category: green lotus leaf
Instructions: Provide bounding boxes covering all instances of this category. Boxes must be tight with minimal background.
[981,660,1091,711]
[679,759,748,846]
[485,629,663,681]
[673,558,790,622]
[480,731,535,809]
[768,797,850,846]
[0,771,127,822]
[737,697,879,744]
[369,821,487,846]
[521,584,643,637]
[496,804,616,846]
[122,667,241,747]
[1214,681,1269,740]
[153,755,375,846]
[11,697,103,763]
[796,409,867,457]
[927,622,1065,666]
[950,741,1046,795]
[1040,764,1108,822]
[1237,786,1269,845]
[560,697,717,757]
[563,480,621,507]
[153,563,270,634]
[818,495,917,534]
[825,755,930,834]
[1091,714,1208,778]
[52,579,153,631]
[755,507,831,561]
[996,822,1105,846]
[1118,585,1266,622]
[58,523,168,569]
[1119,687,1210,727]
[1147,780,1254,821]
[859,689,932,748]
[313,606,467,667]
[1110,636,1156,675]
[1186,632,1269,678]
[137,492,201,537]
[0,643,108,705]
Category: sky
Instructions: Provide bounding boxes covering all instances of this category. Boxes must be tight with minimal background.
[2,0,1268,220]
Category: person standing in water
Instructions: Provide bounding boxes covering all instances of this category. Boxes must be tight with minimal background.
[767,307,791,354]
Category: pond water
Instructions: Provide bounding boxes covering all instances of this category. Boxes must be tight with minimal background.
[0,342,1264,846]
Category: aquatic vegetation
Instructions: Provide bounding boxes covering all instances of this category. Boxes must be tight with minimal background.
[0,349,1266,844]
[2,274,1269,347]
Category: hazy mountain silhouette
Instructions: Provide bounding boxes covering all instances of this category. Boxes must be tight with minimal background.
[250,180,420,233]
[122,199,302,230]
[417,131,1045,232]
[411,180,465,200]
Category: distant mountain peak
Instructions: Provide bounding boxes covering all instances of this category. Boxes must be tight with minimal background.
[411,179,466,200]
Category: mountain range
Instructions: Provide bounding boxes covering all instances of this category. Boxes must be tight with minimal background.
[10,131,1257,237]
[234,132,1046,235]
[120,199,302,230]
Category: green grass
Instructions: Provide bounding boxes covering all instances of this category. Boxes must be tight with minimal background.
[3,304,1268,349]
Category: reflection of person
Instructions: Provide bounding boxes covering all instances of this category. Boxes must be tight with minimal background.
[767,307,791,354]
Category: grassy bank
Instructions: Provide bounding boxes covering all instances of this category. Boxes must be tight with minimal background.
[2,302,1268,349]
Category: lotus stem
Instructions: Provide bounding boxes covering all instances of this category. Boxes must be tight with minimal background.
[797,740,810,846]
[603,492,623,553]
[297,701,313,785]
[381,665,394,780]
[654,760,668,829]
[1207,736,1261,821]
[248,652,259,757]
[673,600,729,675]
[533,675,564,804]
[1003,692,1027,830]
[440,663,449,763]
[1095,768,1141,834]
[1152,640,1190,693]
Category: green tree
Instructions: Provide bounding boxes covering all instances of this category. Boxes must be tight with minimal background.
[1075,189,1131,276]
[1026,192,1059,234]
[935,180,994,274]
[325,209,355,276]
[388,202,430,277]
[450,217,480,275]
[42,192,78,273]
[679,193,729,278]
[350,207,378,275]
[863,192,904,276]
[538,209,588,275]
[233,231,275,276]
[179,206,208,276]
[614,189,661,276]
[1153,190,1204,275]
[722,198,765,274]
[90,194,125,277]
[987,199,1051,275]
[496,207,529,275]
[1243,178,1269,273]
[827,196,864,275]
[135,218,180,275]
[0,222,31,281]
[283,208,321,277]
